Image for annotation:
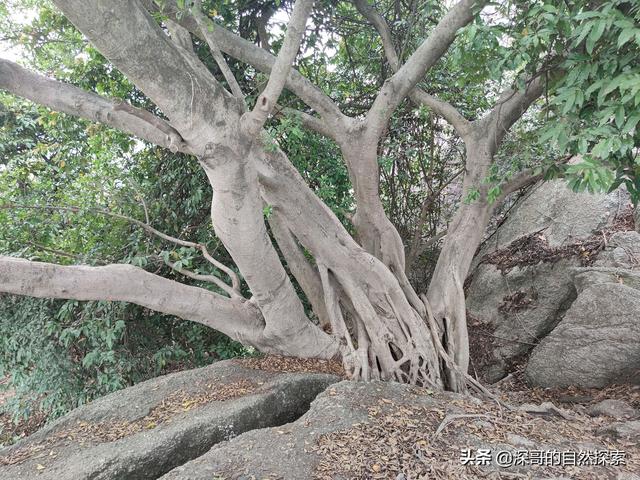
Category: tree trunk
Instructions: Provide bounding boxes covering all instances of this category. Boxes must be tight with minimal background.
[427,140,494,390]
[339,124,426,318]
[0,0,502,393]
[198,137,339,360]
[249,143,446,386]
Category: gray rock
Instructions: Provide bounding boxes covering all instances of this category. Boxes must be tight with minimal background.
[588,399,638,420]
[467,180,630,382]
[635,206,640,233]
[525,282,640,388]
[0,360,339,480]
[467,260,578,381]
[160,381,386,480]
[573,267,640,294]
[505,433,536,448]
[595,231,640,270]
[618,473,640,480]
[480,180,627,255]
[597,420,640,440]
[159,380,638,480]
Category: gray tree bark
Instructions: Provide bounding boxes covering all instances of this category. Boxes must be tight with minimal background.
[0,0,550,392]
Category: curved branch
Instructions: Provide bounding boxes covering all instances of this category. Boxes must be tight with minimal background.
[277,107,334,138]
[354,0,472,137]
[0,256,264,343]
[409,90,473,138]
[241,0,314,137]
[494,155,572,205]
[2,203,242,297]
[483,74,546,149]
[142,0,347,138]
[51,0,236,147]
[0,59,187,153]
[366,0,484,133]
[192,0,246,102]
[269,212,330,329]
[160,256,235,295]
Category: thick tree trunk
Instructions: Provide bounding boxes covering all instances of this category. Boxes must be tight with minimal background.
[427,140,494,390]
[251,144,445,386]
[339,124,426,318]
[0,0,504,393]
[198,137,339,360]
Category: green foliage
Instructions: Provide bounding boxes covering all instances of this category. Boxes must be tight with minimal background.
[0,3,251,431]
[547,1,640,201]
[268,113,353,224]
[0,295,248,428]
[478,0,640,201]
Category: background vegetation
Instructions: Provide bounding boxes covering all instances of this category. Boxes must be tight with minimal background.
[1,0,638,442]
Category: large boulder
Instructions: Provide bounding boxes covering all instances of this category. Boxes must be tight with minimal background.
[466,180,632,382]
[0,359,339,480]
[466,259,578,381]
[525,272,640,388]
[479,180,627,254]
[160,380,640,480]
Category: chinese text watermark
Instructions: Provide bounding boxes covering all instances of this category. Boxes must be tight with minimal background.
[460,448,627,467]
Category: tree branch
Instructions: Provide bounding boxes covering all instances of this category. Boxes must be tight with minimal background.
[483,74,546,149]
[159,255,236,294]
[166,18,195,53]
[0,256,265,343]
[142,0,347,137]
[0,59,187,153]
[192,0,246,103]
[494,155,572,205]
[353,0,472,137]
[2,203,242,297]
[277,107,334,138]
[51,0,236,149]
[268,212,330,329]
[366,0,485,133]
[409,90,473,138]
[241,0,314,137]
[25,241,83,262]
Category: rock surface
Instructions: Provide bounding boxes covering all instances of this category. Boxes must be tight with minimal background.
[466,179,635,384]
[160,380,640,480]
[594,231,640,270]
[0,359,339,480]
[587,399,638,420]
[597,420,640,441]
[480,180,627,254]
[525,281,640,388]
[466,259,578,382]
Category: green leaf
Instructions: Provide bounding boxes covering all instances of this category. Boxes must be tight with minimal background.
[586,20,607,54]
[615,106,626,129]
[562,90,577,115]
[623,114,640,134]
[618,28,637,49]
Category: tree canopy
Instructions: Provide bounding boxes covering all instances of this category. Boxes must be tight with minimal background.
[0,0,638,427]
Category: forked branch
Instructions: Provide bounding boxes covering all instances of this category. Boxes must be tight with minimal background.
[192,0,246,103]
[241,0,314,137]
[142,0,347,136]
[366,0,484,133]
[354,0,473,138]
